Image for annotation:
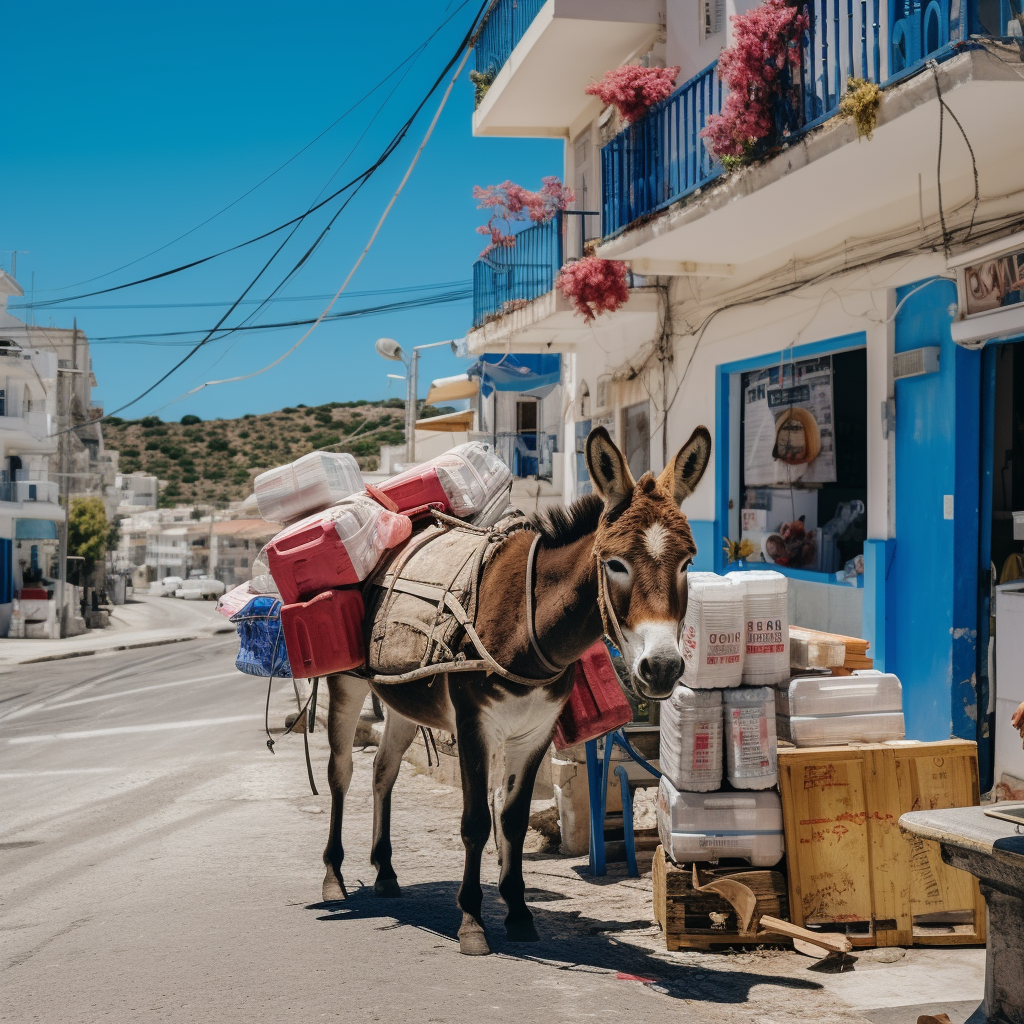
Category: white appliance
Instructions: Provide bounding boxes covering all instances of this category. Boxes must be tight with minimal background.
[995,583,1024,785]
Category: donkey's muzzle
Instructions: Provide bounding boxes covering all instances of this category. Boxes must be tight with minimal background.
[636,653,681,698]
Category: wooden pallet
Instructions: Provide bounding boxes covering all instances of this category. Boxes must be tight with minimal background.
[652,846,791,950]
[778,741,986,948]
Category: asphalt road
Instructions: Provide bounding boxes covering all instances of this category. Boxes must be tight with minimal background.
[0,637,985,1024]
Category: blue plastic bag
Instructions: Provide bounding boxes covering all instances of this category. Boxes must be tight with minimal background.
[231,595,292,678]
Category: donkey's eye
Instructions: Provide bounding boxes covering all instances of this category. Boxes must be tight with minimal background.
[678,559,692,575]
[606,559,629,575]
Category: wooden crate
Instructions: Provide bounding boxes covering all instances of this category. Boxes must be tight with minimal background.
[789,625,873,673]
[652,846,791,950]
[778,741,986,948]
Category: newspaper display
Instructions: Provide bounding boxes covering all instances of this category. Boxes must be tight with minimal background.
[742,356,836,486]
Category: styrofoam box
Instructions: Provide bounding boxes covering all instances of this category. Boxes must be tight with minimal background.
[659,684,723,792]
[725,569,790,686]
[776,670,905,746]
[723,686,778,789]
[680,573,745,688]
[657,775,785,867]
[255,451,363,525]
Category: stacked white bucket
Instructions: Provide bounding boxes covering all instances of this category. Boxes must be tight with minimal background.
[657,569,788,868]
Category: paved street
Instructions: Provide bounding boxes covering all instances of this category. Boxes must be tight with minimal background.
[0,635,985,1024]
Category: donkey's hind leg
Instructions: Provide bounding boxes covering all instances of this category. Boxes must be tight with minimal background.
[322,673,369,902]
[369,705,418,898]
[498,724,557,942]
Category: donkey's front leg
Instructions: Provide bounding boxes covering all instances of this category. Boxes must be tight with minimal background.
[322,674,369,901]
[454,711,494,955]
[497,725,554,943]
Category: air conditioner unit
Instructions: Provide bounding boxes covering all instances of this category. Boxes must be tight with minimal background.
[893,346,940,380]
[949,230,1024,347]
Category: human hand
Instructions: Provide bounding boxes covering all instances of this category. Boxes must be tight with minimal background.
[1012,701,1024,744]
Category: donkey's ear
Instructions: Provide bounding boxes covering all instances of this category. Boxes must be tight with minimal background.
[586,426,636,508]
[658,426,712,505]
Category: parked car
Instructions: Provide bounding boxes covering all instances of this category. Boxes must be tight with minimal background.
[174,577,226,600]
[158,576,183,597]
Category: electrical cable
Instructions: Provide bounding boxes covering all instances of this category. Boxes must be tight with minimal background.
[61,1,487,430]
[930,63,980,246]
[87,289,471,344]
[34,0,474,296]
[179,36,477,401]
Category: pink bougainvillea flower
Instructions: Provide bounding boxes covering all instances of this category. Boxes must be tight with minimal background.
[556,256,630,322]
[473,176,575,256]
[585,64,681,123]
[700,0,808,160]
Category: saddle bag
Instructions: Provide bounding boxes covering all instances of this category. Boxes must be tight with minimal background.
[232,596,292,678]
[553,641,632,750]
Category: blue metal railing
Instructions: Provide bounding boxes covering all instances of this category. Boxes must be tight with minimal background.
[601,62,723,236]
[474,0,546,80]
[472,210,600,328]
[599,0,1012,236]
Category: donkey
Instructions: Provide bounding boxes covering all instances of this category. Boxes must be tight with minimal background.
[320,425,712,955]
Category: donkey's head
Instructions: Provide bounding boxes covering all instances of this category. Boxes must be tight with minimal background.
[586,425,712,700]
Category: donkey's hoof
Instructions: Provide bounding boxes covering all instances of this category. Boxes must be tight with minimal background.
[373,877,402,899]
[458,919,491,956]
[321,868,347,902]
[505,918,540,943]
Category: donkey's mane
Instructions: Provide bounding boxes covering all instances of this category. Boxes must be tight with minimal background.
[531,493,604,548]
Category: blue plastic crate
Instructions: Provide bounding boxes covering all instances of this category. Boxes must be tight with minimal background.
[231,595,292,678]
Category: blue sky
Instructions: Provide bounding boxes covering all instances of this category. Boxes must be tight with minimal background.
[0,0,561,421]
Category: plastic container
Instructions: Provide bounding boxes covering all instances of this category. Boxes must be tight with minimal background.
[659,685,723,792]
[378,442,512,517]
[254,451,364,525]
[553,641,632,750]
[280,588,365,678]
[726,570,790,686]
[723,686,778,789]
[657,775,785,867]
[266,496,412,604]
[232,596,292,678]
[777,671,905,746]
[679,573,745,688]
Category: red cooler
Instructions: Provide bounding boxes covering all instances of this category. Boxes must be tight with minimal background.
[267,498,411,604]
[281,588,365,678]
[553,641,633,750]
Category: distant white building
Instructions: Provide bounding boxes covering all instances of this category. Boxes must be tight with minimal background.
[116,472,159,511]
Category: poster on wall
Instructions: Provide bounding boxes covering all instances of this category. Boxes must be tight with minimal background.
[742,355,836,486]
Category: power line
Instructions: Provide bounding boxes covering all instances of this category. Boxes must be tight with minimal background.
[33,0,474,296]
[10,279,471,311]
[88,0,487,425]
[87,288,471,344]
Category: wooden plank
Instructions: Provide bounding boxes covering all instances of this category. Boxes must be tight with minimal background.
[893,741,986,945]
[778,747,874,929]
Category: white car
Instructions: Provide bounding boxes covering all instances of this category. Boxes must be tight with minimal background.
[159,576,184,596]
[175,577,226,600]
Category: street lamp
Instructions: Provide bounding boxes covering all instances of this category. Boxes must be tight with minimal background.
[375,337,461,467]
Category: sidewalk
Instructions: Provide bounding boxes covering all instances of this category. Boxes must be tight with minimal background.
[0,591,235,668]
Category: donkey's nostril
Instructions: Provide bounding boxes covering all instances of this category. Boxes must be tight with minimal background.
[638,658,653,683]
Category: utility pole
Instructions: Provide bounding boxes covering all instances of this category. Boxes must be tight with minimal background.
[407,347,419,465]
[56,318,76,638]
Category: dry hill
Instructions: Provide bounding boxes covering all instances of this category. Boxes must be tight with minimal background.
[104,399,454,507]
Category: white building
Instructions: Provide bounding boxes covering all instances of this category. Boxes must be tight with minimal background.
[465,0,1024,789]
[0,271,68,635]
[116,471,159,511]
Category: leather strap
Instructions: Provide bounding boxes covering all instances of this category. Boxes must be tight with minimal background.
[526,533,562,676]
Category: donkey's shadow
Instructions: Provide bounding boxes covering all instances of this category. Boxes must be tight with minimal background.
[307,881,824,1004]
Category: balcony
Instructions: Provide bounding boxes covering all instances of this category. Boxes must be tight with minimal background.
[472,0,664,137]
[467,210,661,354]
[0,410,55,451]
[598,0,1023,274]
[0,479,63,520]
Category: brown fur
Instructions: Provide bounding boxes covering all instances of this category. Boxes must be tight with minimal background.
[319,425,712,955]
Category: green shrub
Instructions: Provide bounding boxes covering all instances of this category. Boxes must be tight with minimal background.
[180,414,202,425]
